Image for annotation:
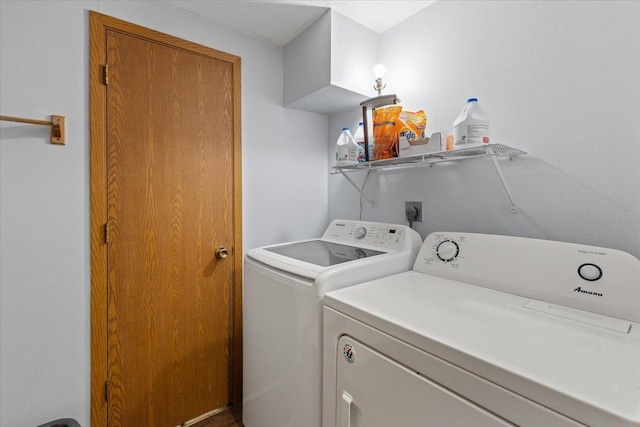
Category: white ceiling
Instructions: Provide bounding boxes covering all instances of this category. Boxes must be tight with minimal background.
[165,0,436,46]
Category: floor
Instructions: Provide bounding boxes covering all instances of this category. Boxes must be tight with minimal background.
[192,405,243,427]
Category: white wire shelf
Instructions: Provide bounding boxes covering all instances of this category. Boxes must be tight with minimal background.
[331,143,526,174]
[331,143,527,213]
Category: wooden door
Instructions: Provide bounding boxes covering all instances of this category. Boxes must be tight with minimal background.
[90,13,242,427]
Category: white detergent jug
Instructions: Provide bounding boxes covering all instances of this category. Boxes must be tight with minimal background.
[335,127,359,167]
[353,122,366,162]
[453,98,490,149]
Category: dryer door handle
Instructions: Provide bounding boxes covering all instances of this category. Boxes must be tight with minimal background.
[341,391,353,427]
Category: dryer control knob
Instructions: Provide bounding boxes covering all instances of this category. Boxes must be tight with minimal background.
[436,240,459,262]
[354,227,367,239]
[578,263,602,281]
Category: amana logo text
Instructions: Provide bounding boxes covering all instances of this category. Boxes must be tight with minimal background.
[574,286,603,297]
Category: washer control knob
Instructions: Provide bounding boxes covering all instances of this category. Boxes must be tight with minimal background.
[354,227,367,239]
[436,240,459,262]
[578,263,602,281]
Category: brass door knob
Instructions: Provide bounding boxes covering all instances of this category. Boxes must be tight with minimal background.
[215,246,229,260]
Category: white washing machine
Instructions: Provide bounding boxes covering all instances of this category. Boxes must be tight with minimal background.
[243,219,422,427]
[323,232,640,427]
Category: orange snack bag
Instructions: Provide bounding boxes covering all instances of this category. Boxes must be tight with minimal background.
[373,105,402,160]
[398,110,427,142]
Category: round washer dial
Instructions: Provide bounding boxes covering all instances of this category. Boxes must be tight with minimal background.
[436,240,459,262]
[354,227,367,239]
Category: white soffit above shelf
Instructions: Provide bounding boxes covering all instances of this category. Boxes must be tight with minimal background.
[165,0,437,46]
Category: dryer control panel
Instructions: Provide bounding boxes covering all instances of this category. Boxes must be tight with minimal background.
[413,232,640,323]
[322,220,421,252]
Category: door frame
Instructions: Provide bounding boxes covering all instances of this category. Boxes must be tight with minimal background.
[89,11,243,427]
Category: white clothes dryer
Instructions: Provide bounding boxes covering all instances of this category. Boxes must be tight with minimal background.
[323,232,640,427]
[243,220,422,427]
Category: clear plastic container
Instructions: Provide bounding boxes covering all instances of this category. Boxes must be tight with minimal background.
[353,122,366,162]
[453,98,490,149]
[335,127,359,166]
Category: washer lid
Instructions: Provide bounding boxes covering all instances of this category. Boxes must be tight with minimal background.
[246,220,423,282]
[247,239,389,281]
[325,272,640,427]
[264,240,385,267]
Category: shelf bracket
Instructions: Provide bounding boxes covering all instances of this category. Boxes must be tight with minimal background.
[339,170,374,208]
[487,145,518,213]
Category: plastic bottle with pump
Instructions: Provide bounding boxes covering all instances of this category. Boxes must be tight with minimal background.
[353,122,366,162]
[453,98,490,149]
[335,127,359,167]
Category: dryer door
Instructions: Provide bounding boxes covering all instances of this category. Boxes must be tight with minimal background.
[335,336,513,427]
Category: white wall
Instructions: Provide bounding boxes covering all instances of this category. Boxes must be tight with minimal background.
[330,0,640,259]
[0,1,328,425]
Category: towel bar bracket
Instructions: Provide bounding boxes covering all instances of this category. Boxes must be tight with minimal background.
[0,114,66,145]
[50,115,65,145]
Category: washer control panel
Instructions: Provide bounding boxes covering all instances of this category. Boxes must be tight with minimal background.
[322,220,420,252]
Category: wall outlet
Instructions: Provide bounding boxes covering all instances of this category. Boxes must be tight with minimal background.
[405,201,423,223]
